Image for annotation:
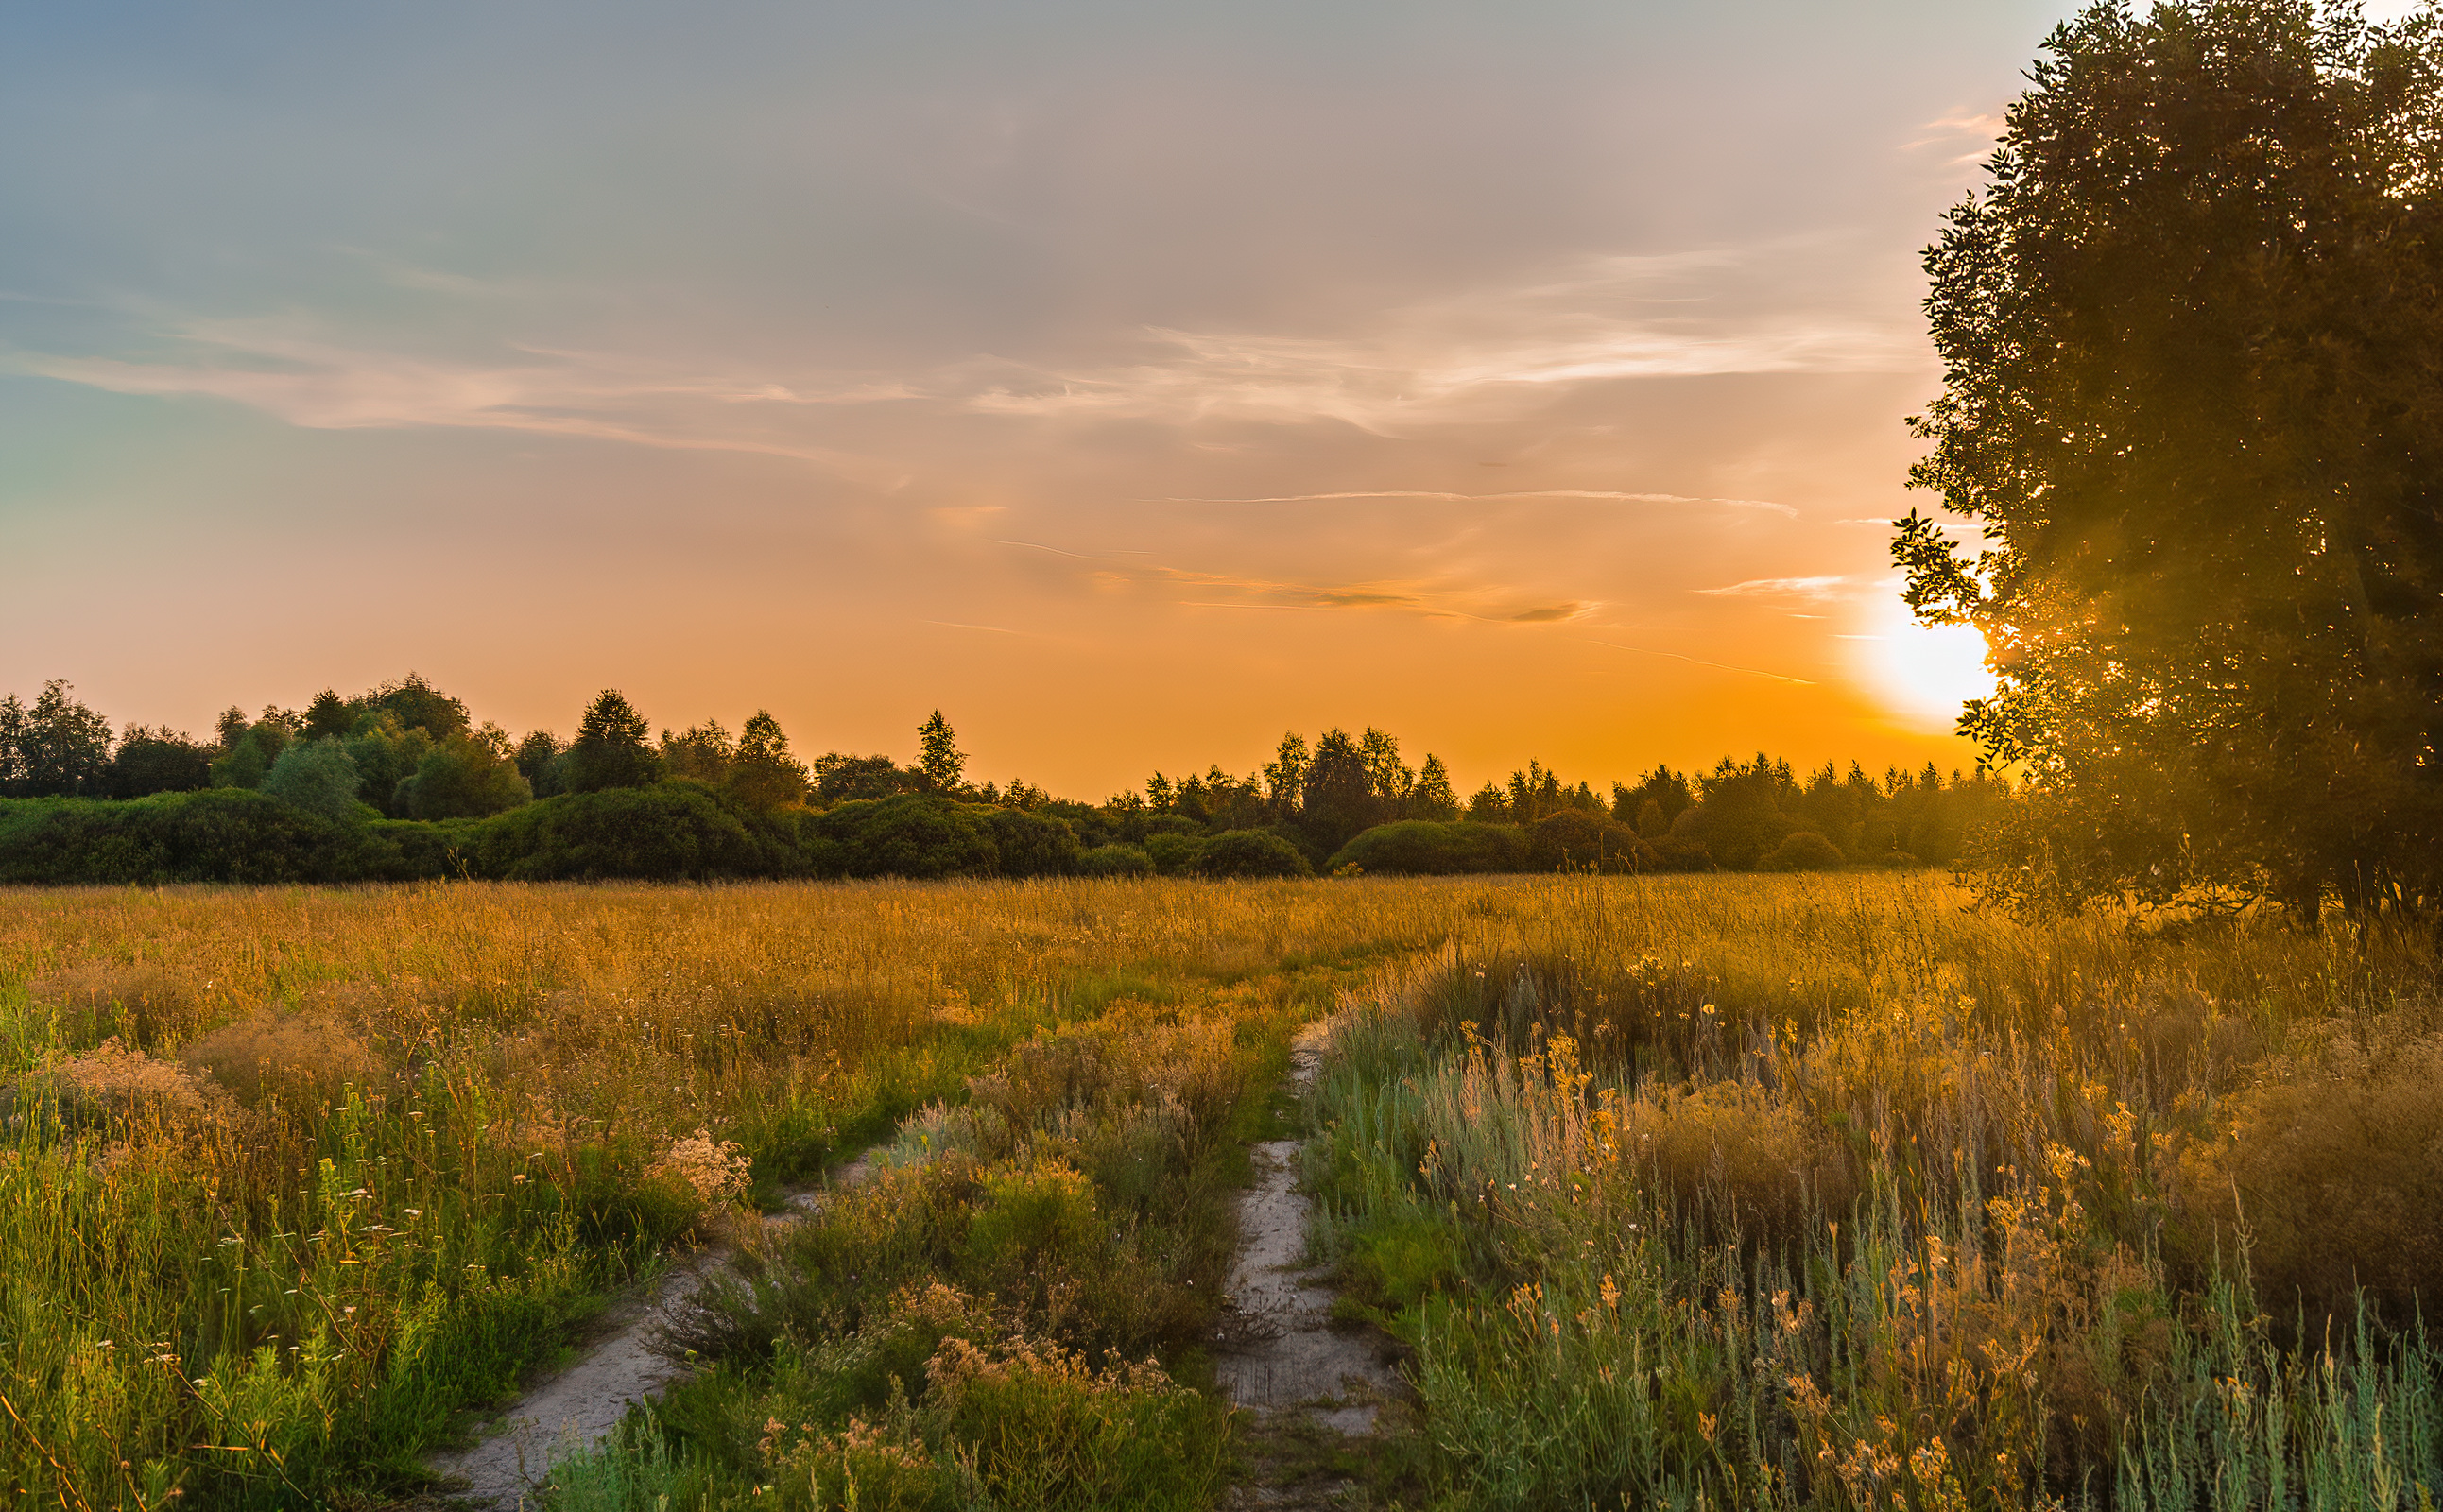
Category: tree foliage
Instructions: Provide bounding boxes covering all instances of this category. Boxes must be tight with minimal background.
[0,673,2017,884]
[393,728,532,820]
[0,681,113,797]
[916,711,966,793]
[564,690,662,793]
[730,710,811,812]
[262,738,365,822]
[1901,0,2443,918]
[99,727,214,799]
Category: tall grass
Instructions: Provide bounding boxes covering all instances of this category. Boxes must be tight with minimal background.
[15,874,2436,1508]
[1308,873,2443,1508]
[0,878,1493,1508]
[557,975,1327,1512]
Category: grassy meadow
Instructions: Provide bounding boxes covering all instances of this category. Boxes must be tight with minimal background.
[0,874,2436,1509]
[1309,877,2443,1508]
[0,879,1474,1508]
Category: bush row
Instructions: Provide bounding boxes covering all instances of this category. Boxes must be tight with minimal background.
[0,787,1879,885]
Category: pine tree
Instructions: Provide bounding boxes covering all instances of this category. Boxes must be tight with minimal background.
[917,711,965,793]
[1412,754,1460,820]
[564,690,661,792]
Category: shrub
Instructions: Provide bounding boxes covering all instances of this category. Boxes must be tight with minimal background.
[645,1127,755,1217]
[181,1009,382,1110]
[1646,834,1715,872]
[1139,832,1205,875]
[473,784,798,880]
[962,1160,1103,1296]
[1194,829,1312,879]
[1760,831,1845,871]
[0,790,385,885]
[810,795,999,880]
[1076,844,1153,878]
[985,807,1082,878]
[2174,1032,2443,1321]
[1121,812,1202,846]
[1328,820,1529,875]
[263,738,366,823]
[1525,810,1653,873]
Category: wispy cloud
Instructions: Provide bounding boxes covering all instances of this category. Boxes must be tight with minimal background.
[1158,489,1797,517]
[1128,564,1591,625]
[963,246,1923,433]
[1695,574,1856,601]
[1904,111,2006,167]
[0,317,895,469]
[8,238,1920,462]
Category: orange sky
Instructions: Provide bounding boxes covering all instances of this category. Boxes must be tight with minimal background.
[0,2,2073,798]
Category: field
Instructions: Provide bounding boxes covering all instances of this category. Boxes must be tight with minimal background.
[1,876,2437,1509]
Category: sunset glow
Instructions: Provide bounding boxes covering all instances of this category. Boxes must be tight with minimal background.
[1849,596,2000,734]
[0,2,2082,789]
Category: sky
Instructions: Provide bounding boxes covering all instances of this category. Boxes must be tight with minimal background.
[0,1,2089,799]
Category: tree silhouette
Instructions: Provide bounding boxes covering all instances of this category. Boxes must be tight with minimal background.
[916,711,966,793]
[1901,0,2443,919]
[564,690,662,793]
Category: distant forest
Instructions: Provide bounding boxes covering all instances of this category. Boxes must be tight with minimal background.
[0,674,2008,885]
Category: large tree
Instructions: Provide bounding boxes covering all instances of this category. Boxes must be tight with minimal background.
[730,711,811,812]
[0,681,113,797]
[1901,0,2443,919]
[563,690,662,793]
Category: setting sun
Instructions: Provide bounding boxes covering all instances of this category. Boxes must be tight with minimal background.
[1850,595,1998,731]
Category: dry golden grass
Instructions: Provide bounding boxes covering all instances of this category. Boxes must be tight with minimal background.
[9,871,2438,1509]
[1310,872,2443,1507]
[0,876,1504,1509]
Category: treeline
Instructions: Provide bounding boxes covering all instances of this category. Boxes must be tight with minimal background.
[0,676,2008,884]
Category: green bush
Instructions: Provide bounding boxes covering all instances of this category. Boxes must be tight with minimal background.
[985,807,1082,878]
[1760,830,1845,871]
[1327,820,1529,875]
[1139,832,1206,875]
[1076,844,1154,878]
[1646,835,1715,872]
[1194,829,1313,879]
[810,795,998,880]
[1524,810,1653,873]
[963,1160,1104,1297]
[262,739,366,824]
[0,790,387,885]
[472,783,799,881]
